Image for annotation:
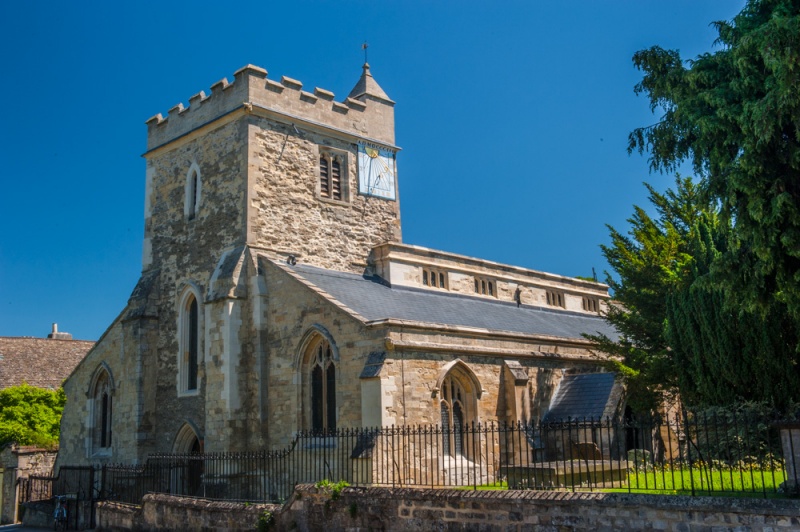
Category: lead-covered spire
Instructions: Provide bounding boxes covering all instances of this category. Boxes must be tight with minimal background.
[348,63,394,104]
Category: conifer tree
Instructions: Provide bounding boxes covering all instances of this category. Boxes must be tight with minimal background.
[629,0,800,325]
[589,177,703,411]
[593,178,800,411]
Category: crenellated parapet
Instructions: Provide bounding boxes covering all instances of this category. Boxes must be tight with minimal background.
[145,64,396,151]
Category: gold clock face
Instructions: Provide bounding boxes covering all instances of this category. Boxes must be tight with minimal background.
[358,143,396,200]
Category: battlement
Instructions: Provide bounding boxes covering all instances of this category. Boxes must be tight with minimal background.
[145,64,396,152]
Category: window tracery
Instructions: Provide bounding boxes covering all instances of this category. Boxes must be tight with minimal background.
[303,335,337,433]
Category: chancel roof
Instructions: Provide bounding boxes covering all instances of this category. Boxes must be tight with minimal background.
[287,263,619,342]
[0,337,94,390]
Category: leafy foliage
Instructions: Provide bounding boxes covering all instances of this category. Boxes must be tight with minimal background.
[589,176,704,411]
[614,0,800,412]
[0,384,66,448]
[314,479,350,501]
[629,0,800,324]
[256,509,274,531]
[667,284,800,409]
[591,177,800,410]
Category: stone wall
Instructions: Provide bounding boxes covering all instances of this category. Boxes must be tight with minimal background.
[96,495,279,531]
[58,318,131,465]
[283,485,800,532]
[260,258,388,447]
[93,486,800,532]
[0,446,57,524]
[778,423,800,490]
[378,327,608,427]
[248,116,400,273]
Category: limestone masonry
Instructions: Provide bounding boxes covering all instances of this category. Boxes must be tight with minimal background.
[58,63,620,467]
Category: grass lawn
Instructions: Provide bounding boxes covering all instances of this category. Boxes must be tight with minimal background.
[461,467,787,497]
[610,467,787,496]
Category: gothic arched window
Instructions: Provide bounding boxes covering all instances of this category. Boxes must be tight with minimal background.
[185,163,201,220]
[436,361,482,459]
[179,288,202,394]
[90,368,113,454]
[440,374,467,456]
[301,334,337,433]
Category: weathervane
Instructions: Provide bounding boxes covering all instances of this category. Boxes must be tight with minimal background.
[362,41,368,64]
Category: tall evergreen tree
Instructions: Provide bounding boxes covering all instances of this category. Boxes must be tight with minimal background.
[589,177,703,411]
[666,217,800,409]
[629,0,800,324]
[592,178,800,411]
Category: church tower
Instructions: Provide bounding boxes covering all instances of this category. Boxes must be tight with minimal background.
[130,64,402,455]
[142,63,401,277]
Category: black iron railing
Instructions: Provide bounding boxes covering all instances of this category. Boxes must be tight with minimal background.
[92,413,796,504]
[19,465,97,529]
[20,413,797,508]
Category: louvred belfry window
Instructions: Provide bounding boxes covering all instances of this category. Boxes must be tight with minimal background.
[319,151,344,201]
[320,156,330,197]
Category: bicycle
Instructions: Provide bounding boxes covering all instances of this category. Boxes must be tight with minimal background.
[53,494,68,530]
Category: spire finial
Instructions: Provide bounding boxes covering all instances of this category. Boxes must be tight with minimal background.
[362,41,368,65]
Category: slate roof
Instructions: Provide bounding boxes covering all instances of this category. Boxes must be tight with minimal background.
[0,337,94,390]
[289,264,619,341]
[543,373,617,421]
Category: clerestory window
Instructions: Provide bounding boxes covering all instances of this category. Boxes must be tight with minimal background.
[474,277,495,297]
[546,290,565,308]
[422,268,448,290]
[582,297,599,313]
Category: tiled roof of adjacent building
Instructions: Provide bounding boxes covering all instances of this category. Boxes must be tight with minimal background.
[288,264,619,341]
[0,337,94,390]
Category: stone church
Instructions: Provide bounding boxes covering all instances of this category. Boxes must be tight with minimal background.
[57,63,620,465]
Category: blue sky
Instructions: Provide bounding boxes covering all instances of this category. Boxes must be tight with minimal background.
[0,1,745,341]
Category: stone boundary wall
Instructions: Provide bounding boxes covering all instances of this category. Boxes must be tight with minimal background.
[284,486,800,531]
[92,486,800,531]
[95,495,280,531]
